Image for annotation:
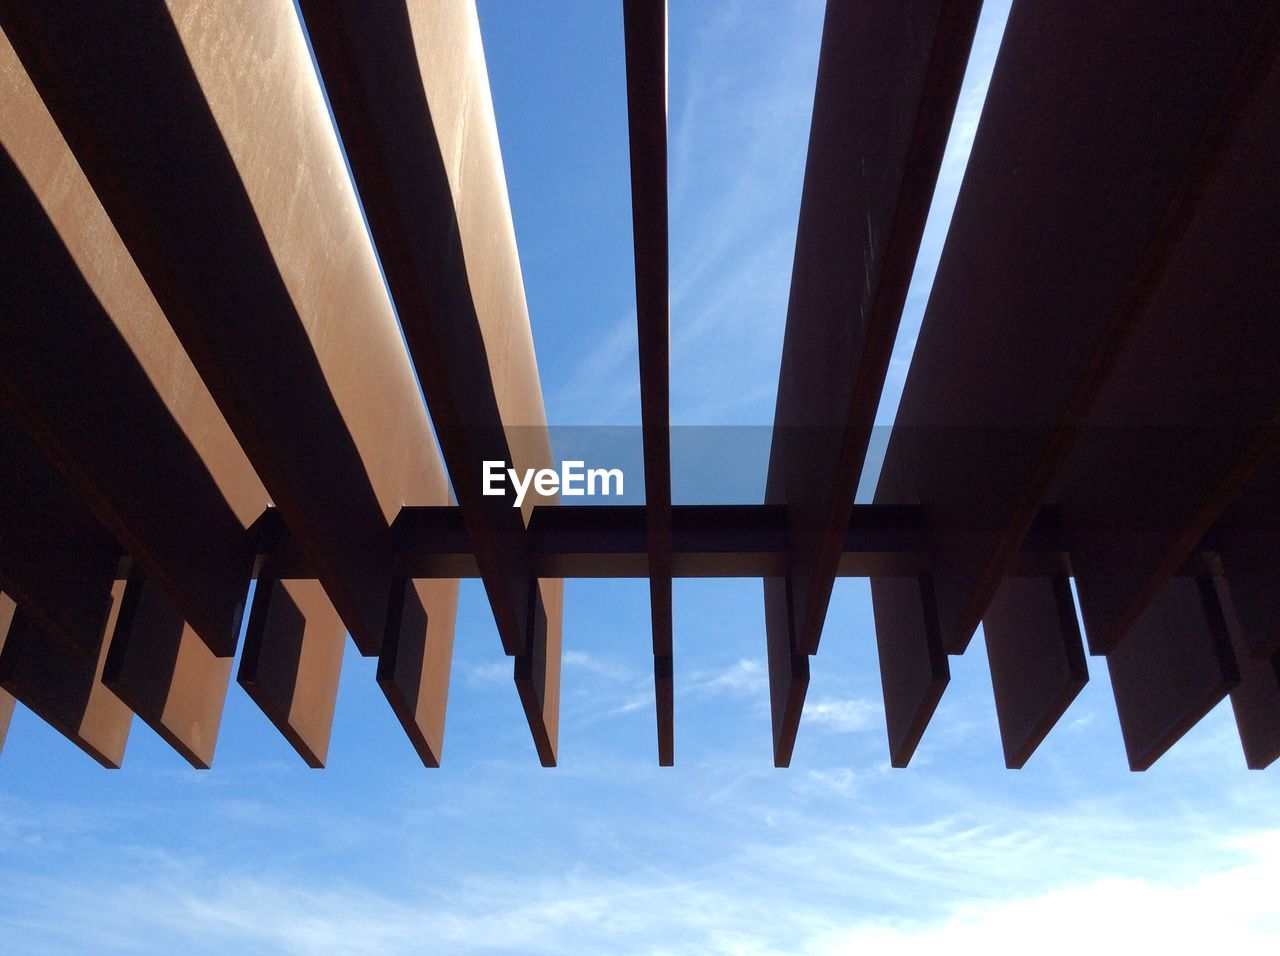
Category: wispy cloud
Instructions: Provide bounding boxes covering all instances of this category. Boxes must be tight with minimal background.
[686,658,767,697]
[562,650,633,683]
[7,783,1280,955]
[803,697,879,734]
[800,767,858,795]
[604,693,652,717]
[666,0,825,425]
[546,310,642,426]
[581,657,770,723]
[544,0,825,427]
[464,660,511,686]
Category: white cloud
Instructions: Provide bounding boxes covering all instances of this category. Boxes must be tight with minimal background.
[803,698,879,734]
[664,0,826,425]
[801,767,857,795]
[9,810,1280,955]
[812,833,1280,955]
[465,660,510,686]
[686,658,767,697]
[604,693,652,717]
[562,650,633,682]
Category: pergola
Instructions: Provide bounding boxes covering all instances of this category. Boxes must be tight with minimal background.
[1,0,1277,772]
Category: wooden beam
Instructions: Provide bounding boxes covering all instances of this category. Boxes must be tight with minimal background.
[0,3,460,760]
[872,1,1278,657]
[0,691,13,756]
[0,38,248,656]
[871,576,949,768]
[623,0,674,766]
[763,0,982,765]
[385,502,1237,581]
[1213,577,1280,770]
[376,575,459,768]
[0,0,454,651]
[764,576,809,766]
[0,595,19,756]
[238,567,347,770]
[102,572,232,769]
[1,28,377,767]
[1211,453,1280,659]
[0,586,132,767]
[1054,24,1280,654]
[515,577,563,767]
[0,406,118,656]
[296,0,563,763]
[1106,576,1239,771]
[982,576,1088,768]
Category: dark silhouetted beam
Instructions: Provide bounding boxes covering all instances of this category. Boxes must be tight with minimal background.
[1211,454,1280,659]
[982,576,1088,769]
[764,576,809,765]
[1053,30,1280,655]
[872,1,1277,660]
[1229,649,1280,770]
[387,503,1229,581]
[872,576,948,768]
[0,406,118,656]
[1216,578,1280,769]
[296,0,562,764]
[763,0,982,766]
[0,585,132,767]
[623,0,673,766]
[1107,576,1239,771]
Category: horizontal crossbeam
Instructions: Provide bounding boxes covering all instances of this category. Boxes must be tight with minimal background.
[228,505,1236,582]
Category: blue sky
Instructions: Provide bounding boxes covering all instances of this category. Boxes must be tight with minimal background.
[4,2,1280,952]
